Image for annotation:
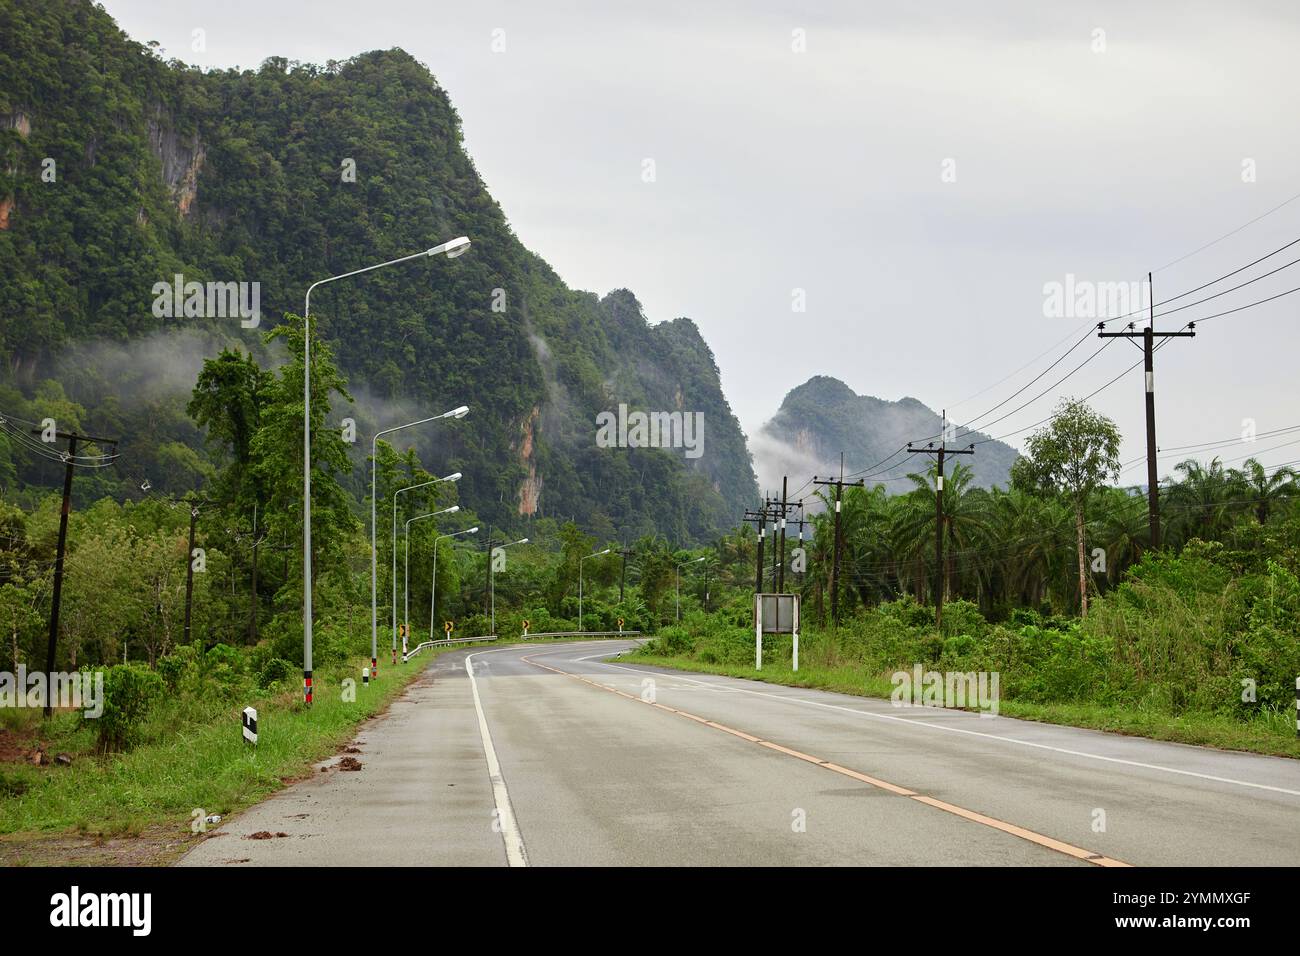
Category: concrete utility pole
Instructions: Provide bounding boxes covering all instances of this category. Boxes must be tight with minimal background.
[813,459,865,629]
[183,501,199,645]
[908,411,974,629]
[743,503,780,595]
[614,547,635,602]
[1097,276,1196,550]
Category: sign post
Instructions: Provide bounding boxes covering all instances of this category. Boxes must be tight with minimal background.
[754,593,800,672]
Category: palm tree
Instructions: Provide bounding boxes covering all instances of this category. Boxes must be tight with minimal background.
[1165,457,1239,545]
[898,461,989,607]
[1089,486,1148,588]
[1232,458,1297,525]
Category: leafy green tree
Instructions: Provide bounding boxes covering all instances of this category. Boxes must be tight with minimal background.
[1012,399,1121,616]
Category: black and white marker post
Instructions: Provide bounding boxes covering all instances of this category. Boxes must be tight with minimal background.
[242,707,258,746]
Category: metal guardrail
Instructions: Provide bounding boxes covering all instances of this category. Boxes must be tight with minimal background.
[402,634,498,662]
[520,630,642,639]
[400,630,642,663]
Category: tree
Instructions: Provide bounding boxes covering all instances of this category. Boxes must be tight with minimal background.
[1012,398,1121,616]
[1233,458,1296,526]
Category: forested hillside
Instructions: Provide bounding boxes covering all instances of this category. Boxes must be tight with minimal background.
[0,0,756,541]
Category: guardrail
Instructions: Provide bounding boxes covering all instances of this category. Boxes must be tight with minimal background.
[401,634,498,662]
[520,630,642,639]
[400,631,643,663]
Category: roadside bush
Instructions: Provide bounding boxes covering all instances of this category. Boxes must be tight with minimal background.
[156,644,198,692]
[257,656,296,689]
[91,664,164,752]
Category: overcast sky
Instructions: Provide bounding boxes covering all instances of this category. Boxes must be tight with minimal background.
[103,0,1300,480]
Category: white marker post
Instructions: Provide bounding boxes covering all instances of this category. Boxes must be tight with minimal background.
[242,707,258,746]
[363,665,370,686]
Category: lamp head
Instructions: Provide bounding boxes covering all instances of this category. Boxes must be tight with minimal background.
[444,471,463,482]
[517,538,529,545]
[444,405,470,420]
[442,505,460,515]
[429,236,471,259]
[467,527,479,534]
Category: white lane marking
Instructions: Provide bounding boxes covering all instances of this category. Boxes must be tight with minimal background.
[572,655,1300,799]
[465,650,528,867]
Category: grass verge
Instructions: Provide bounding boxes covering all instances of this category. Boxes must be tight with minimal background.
[628,652,1300,759]
[0,642,493,865]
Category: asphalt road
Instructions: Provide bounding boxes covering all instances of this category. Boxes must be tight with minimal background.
[179,640,1300,867]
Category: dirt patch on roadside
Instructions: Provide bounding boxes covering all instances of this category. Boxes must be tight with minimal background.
[0,825,200,867]
[0,728,36,763]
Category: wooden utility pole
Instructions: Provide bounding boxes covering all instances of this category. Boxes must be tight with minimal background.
[908,411,974,629]
[1097,277,1196,550]
[813,461,864,629]
[31,427,118,716]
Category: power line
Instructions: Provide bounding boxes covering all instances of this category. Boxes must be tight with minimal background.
[1156,189,1300,272]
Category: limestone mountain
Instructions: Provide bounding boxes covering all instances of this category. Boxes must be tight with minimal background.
[0,0,757,541]
[753,376,1019,496]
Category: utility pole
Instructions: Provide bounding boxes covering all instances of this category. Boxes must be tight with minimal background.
[483,524,493,620]
[248,501,259,643]
[776,477,789,592]
[908,411,974,629]
[742,506,773,595]
[813,460,864,629]
[613,547,635,602]
[31,428,118,717]
[183,500,199,645]
[1097,278,1196,550]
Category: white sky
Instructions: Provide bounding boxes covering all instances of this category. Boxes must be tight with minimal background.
[102,0,1300,480]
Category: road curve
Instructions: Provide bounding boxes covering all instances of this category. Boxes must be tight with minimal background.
[179,640,1300,867]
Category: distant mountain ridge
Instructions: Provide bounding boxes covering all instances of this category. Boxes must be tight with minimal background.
[0,0,758,541]
[752,376,1019,495]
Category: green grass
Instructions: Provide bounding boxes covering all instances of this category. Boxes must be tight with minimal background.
[0,642,490,836]
[629,651,1300,759]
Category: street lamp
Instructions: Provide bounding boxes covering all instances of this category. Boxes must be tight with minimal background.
[430,526,478,639]
[392,472,461,662]
[579,548,612,632]
[302,237,471,703]
[676,556,707,622]
[490,537,528,636]
[402,506,459,651]
[370,408,468,676]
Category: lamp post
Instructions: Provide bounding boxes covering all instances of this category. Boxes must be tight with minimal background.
[370,409,468,676]
[302,236,470,703]
[431,527,478,639]
[490,537,528,636]
[579,548,612,632]
[676,556,706,622]
[403,506,459,649]
[392,472,461,665]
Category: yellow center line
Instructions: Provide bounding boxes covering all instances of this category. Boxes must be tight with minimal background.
[522,651,1131,868]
